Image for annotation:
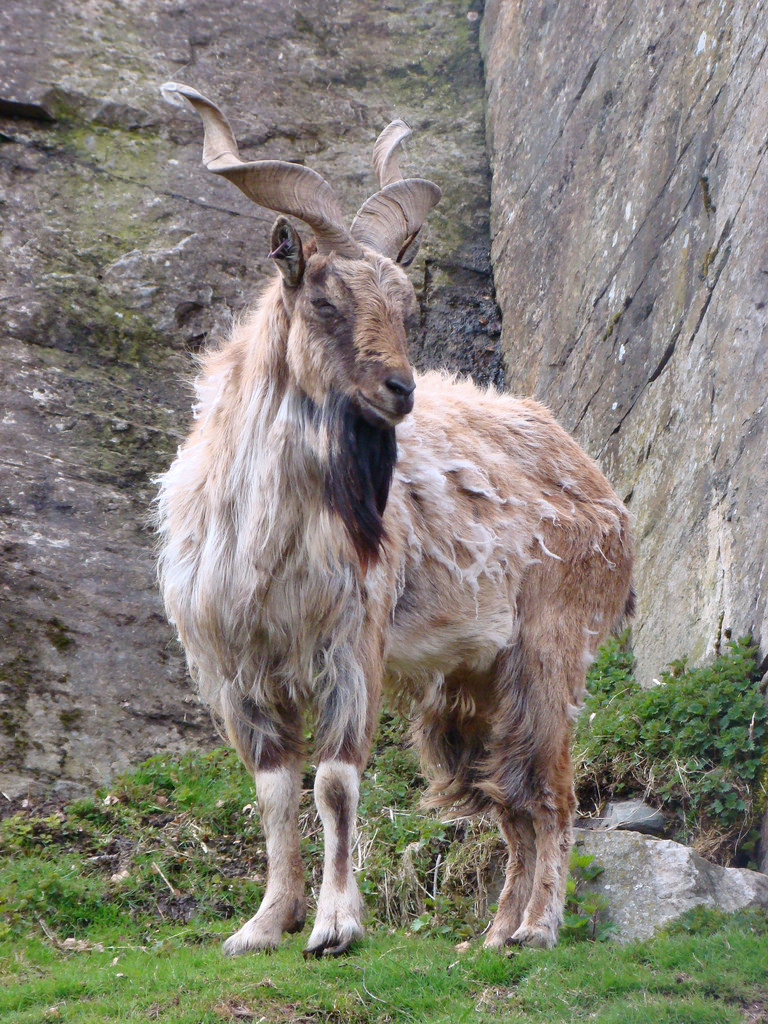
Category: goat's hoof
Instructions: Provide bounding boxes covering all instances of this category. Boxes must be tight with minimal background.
[302,938,353,958]
[483,930,511,951]
[222,932,278,956]
[506,923,557,950]
[222,898,307,955]
[222,918,291,956]
[302,931,360,958]
[303,918,363,958]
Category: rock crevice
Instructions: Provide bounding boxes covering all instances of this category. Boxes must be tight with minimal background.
[481,0,768,680]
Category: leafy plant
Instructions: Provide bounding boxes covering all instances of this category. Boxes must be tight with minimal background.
[561,849,616,943]
[581,632,639,711]
[575,634,768,862]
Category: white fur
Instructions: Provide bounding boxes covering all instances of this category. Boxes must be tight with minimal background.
[305,761,364,955]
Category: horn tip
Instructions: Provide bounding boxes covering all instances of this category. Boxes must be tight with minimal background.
[160,82,197,109]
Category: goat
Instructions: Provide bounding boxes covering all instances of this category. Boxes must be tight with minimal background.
[156,85,634,956]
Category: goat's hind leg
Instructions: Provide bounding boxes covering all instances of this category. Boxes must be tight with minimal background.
[481,639,577,950]
[221,695,306,955]
[509,735,575,950]
[483,812,536,950]
[484,757,574,950]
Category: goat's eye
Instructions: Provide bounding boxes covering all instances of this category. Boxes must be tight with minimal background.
[311,298,338,317]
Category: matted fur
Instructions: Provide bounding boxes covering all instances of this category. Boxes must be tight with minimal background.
[155,249,633,952]
[155,99,633,951]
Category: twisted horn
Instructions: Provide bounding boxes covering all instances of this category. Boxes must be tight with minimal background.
[351,178,441,264]
[161,83,362,258]
[351,118,441,264]
[372,118,412,188]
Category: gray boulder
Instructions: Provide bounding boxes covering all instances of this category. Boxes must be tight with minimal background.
[601,799,667,835]
[576,828,768,942]
[579,798,668,836]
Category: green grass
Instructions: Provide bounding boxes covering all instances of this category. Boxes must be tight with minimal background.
[2,910,767,1022]
[2,687,768,1022]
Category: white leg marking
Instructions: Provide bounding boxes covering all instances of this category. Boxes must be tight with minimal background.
[304,760,364,957]
[223,766,305,955]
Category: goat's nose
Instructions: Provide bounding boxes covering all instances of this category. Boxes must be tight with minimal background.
[385,375,416,399]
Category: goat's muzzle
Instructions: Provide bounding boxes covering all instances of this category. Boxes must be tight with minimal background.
[359,373,416,427]
[385,374,415,415]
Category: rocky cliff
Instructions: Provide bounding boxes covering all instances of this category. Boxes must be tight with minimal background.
[2,0,766,799]
[481,0,768,683]
[0,0,498,797]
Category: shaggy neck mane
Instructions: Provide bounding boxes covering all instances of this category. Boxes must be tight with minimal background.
[299,390,397,570]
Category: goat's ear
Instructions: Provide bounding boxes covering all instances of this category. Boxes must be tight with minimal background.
[397,230,422,266]
[269,217,305,288]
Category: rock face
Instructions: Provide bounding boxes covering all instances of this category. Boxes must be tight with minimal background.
[576,828,768,942]
[0,0,498,797]
[481,1,768,683]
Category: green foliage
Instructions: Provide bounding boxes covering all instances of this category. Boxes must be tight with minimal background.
[575,634,768,861]
[2,676,768,1022]
[5,632,765,962]
[0,748,265,943]
[0,707,665,957]
[581,632,639,711]
[561,849,616,943]
[0,716,496,947]
[116,746,256,831]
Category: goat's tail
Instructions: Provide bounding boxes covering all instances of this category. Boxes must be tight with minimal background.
[622,584,637,623]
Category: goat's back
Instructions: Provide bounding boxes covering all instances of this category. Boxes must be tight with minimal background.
[383,372,633,694]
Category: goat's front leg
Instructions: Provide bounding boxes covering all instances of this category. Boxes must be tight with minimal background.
[303,758,364,957]
[302,627,383,957]
[220,695,306,954]
[304,653,381,957]
[222,758,306,954]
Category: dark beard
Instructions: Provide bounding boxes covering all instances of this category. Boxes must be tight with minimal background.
[299,390,398,570]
